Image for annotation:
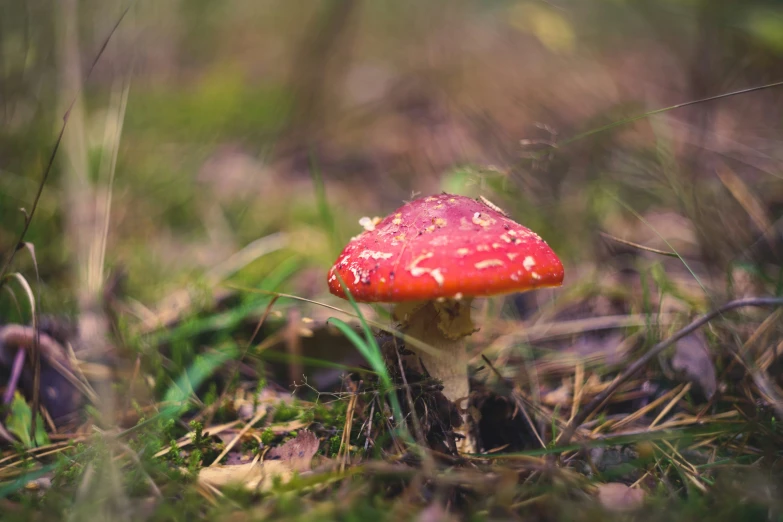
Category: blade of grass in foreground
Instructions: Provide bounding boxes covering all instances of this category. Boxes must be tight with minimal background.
[329,275,408,440]
[161,344,239,418]
[151,257,302,344]
[309,154,341,257]
[487,423,745,458]
[605,190,711,301]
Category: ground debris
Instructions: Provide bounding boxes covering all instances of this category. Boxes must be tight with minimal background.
[595,482,645,512]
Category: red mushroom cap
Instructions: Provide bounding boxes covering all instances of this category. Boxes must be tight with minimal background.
[327,193,564,302]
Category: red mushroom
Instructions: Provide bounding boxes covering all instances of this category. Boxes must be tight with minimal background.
[328,193,564,452]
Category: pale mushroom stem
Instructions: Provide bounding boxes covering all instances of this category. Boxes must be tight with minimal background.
[396,298,477,454]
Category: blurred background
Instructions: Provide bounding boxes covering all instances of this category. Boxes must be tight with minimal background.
[1,0,783,439]
[2,0,782,309]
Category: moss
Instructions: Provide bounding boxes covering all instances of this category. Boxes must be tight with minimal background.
[261,428,275,447]
[273,400,303,423]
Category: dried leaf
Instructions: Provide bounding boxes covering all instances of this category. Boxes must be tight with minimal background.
[198,461,279,491]
[198,431,319,491]
[671,331,717,399]
[596,483,645,512]
[542,383,571,406]
[265,430,319,472]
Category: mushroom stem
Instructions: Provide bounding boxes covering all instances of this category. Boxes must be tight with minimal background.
[396,299,476,454]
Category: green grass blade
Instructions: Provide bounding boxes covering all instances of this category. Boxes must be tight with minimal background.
[162,344,239,418]
[309,154,340,257]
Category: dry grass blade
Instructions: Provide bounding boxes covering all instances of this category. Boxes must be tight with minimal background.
[741,308,782,359]
[602,383,687,433]
[599,231,678,257]
[339,393,358,473]
[209,409,267,467]
[495,314,678,347]
[558,297,783,447]
[716,164,775,246]
[569,363,584,424]
[649,383,691,429]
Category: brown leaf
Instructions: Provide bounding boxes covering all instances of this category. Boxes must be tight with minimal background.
[199,461,261,489]
[671,331,717,399]
[199,461,289,491]
[596,482,645,512]
[265,430,319,472]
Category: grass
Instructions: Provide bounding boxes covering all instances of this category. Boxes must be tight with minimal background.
[2,205,782,520]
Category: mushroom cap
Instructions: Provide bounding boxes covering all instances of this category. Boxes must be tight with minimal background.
[327,193,564,302]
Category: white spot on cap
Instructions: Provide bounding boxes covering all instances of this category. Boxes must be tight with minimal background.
[407,252,445,286]
[358,250,393,260]
[474,259,505,269]
[359,216,381,231]
[507,253,519,261]
[472,212,495,227]
[523,256,536,271]
[456,248,471,257]
[531,272,541,280]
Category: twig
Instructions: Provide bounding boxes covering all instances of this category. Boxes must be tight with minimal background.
[363,399,375,454]
[557,297,783,447]
[0,324,97,404]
